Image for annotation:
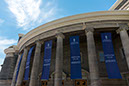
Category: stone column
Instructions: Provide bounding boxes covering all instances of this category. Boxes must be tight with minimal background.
[16,48,29,86]
[54,33,64,86]
[29,41,42,86]
[85,28,101,86]
[116,24,129,68]
[11,54,22,86]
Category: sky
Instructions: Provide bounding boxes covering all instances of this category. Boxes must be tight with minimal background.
[0,0,117,70]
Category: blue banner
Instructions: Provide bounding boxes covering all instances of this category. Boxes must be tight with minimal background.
[15,53,23,83]
[24,46,34,80]
[101,33,122,79]
[70,36,82,79]
[41,40,52,80]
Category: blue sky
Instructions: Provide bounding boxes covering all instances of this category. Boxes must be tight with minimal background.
[0,0,117,70]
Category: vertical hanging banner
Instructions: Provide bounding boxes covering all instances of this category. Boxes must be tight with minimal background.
[70,36,82,79]
[24,46,34,80]
[41,40,52,80]
[15,53,23,83]
[101,33,122,79]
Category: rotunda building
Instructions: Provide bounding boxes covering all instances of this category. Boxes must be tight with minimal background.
[9,10,129,86]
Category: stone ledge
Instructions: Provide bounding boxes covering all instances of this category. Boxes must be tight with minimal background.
[0,80,11,86]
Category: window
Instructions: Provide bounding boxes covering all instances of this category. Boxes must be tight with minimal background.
[99,52,105,62]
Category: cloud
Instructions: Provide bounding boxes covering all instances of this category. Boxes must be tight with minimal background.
[0,37,17,54]
[0,37,17,71]
[0,37,17,46]
[5,0,61,31]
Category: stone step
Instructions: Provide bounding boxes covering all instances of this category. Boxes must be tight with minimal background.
[101,79,128,86]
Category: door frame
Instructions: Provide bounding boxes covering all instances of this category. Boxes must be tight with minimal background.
[75,79,87,86]
[41,80,48,86]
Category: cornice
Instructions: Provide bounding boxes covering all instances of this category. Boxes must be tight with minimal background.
[17,10,129,50]
[109,0,128,10]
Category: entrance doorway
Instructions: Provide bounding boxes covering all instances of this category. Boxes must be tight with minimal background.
[62,80,64,86]
[75,80,87,86]
[41,80,64,86]
[41,81,48,86]
[22,81,26,86]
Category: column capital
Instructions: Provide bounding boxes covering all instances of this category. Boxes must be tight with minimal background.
[55,32,65,39]
[82,22,86,30]
[24,46,30,50]
[85,27,94,33]
[116,23,129,34]
[35,40,44,45]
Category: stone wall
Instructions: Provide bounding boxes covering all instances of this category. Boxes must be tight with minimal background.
[0,52,18,86]
[0,55,17,80]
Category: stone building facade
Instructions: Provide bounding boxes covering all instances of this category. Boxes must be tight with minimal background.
[0,0,129,86]
[11,11,129,86]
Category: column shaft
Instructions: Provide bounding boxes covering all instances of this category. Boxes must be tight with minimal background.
[29,42,42,86]
[119,29,129,68]
[11,54,22,86]
[86,30,100,86]
[16,48,29,86]
[54,35,64,86]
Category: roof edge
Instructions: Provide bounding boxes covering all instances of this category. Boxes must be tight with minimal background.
[109,0,127,10]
